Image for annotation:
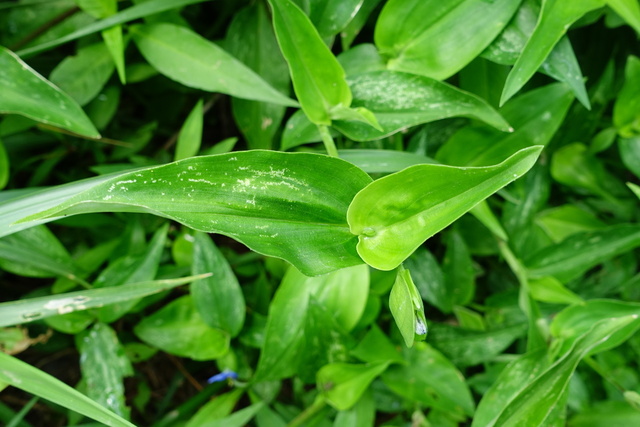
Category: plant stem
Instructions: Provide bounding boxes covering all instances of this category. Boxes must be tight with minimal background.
[287,395,327,427]
[318,125,338,157]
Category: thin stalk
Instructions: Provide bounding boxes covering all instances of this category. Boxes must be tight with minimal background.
[287,395,327,427]
[317,125,338,157]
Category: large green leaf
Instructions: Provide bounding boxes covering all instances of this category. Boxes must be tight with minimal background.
[227,2,290,149]
[348,146,542,270]
[16,0,209,57]
[613,55,640,137]
[436,83,573,167]
[309,0,364,39]
[192,232,245,337]
[332,70,511,141]
[78,323,133,419]
[49,42,115,106]
[0,351,135,427]
[134,295,229,361]
[490,316,638,426]
[524,224,640,283]
[471,349,549,427]
[5,151,372,276]
[501,0,605,105]
[130,23,297,107]
[317,361,390,411]
[482,0,589,108]
[268,0,351,124]
[382,343,475,417]
[374,0,522,80]
[388,267,427,347]
[606,0,640,35]
[0,46,99,138]
[0,275,206,328]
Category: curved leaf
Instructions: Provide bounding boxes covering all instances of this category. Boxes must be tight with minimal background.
[375,0,522,80]
[348,146,542,270]
[333,70,511,141]
[0,46,99,138]
[11,151,371,276]
[131,23,298,107]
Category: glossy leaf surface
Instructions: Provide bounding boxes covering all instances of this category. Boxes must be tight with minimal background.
[0,46,99,138]
[0,351,135,427]
[333,70,510,141]
[348,146,542,270]
[192,232,245,337]
[131,23,297,106]
[0,275,206,328]
[317,361,389,411]
[134,295,230,361]
[501,0,605,105]
[375,0,521,80]
[268,0,351,124]
[9,151,372,276]
[388,268,427,347]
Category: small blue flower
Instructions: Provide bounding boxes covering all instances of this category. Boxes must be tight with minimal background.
[207,370,239,384]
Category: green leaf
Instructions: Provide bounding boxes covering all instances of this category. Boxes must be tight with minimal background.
[0,46,99,138]
[0,140,8,190]
[351,324,404,365]
[0,275,207,328]
[482,0,590,108]
[0,225,81,283]
[569,401,640,426]
[442,229,475,307]
[16,0,210,57]
[78,323,133,419]
[196,402,265,427]
[317,361,390,411]
[404,247,450,313]
[0,351,135,427]
[375,0,522,80]
[619,136,640,178]
[382,343,475,416]
[7,151,372,276]
[613,56,640,137]
[606,0,640,34]
[436,83,573,167]
[389,267,427,347]
[49,42,115,106]
[332,70,511,142]
[501,0,605,105]
[524,224,640,282]
[227,2,290,150]
[255,265,368,381]
[174,99,203,161]
[550,300,640,355]
[309,0,364,39]
[134,295,230,361]
[471,349,549,427]
[333,389,375,427]
[528,276,584,305]
[536,205,606,243]
[95,224,168,323]
[268,0,352,124]
[338,149,436,174]
[131,23,297,107]
[348,146,542,271]
[429,322,527,367]
[191,232,245,337]
[186,389,244,427]
[491,316,638,426]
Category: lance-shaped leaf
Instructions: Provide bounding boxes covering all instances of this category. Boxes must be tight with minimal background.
[268,0,376,128]
[0,275,208,327]
[348,146,542,271]
[388,267,427,348]
[607,0,640,35]
[525,224,640,283]
[332,70,511,141]
[0,351,135,427]
[317,361,390,411]
[10,152,371,277]
[374,0,521,80]
[490,316,639,427]
[501,0,605,105]
[130,23,298,107]
[0,47,99,138]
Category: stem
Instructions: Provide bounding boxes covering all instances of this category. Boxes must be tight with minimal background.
[318,125,338,157]
[9,7,80,51]
[287,395,327,427]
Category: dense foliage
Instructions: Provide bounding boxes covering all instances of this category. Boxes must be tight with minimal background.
[1,0,640,426]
